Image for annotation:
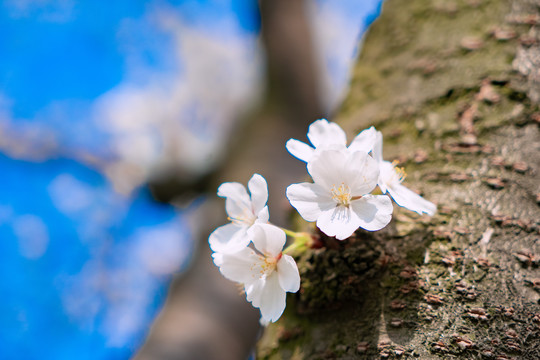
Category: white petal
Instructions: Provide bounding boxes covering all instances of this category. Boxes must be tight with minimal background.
[308,149,378,195]
[307,119,347,148]
[350,194,393,231]
[378,161,395,193]
[277,255,300,292]
[316,205,363,240]
[285,139,314,162]
[348,126,376,153]
[245,278,264,307]
[387,184,437,216]
[256,206,270,223]
[345,151,379,196]
[217,181,250,203]
[372,130,384,163]
[248,174,268,215]
[307,149,349,190]
[208,223,251,253]
[217,182,253,220]
[212,252,224,266]
[213,247,262,284]
[259,316,270,327]
[249,223,286,257]
[251,272,287,323]
[286,183,333,222]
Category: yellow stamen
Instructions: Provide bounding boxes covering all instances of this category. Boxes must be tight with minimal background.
[259,254,280,278]
[331,183,352,206]
[391,160,407,183]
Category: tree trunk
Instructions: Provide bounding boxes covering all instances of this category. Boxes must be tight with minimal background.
[258,0,540,359]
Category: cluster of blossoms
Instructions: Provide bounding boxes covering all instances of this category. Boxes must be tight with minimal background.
[209,119,436,324]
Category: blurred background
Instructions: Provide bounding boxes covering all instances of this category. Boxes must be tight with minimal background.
[0,1,383,359]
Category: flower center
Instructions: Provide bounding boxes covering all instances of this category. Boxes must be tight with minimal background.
[259,253,281,278]
[331,183,354,206]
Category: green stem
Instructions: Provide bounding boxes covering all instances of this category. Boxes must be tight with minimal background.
[283,241,303,255]
[281,228,303,238]
[282,231,312,255]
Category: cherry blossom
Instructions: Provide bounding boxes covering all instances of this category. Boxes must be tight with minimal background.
[373,131,436,216]
[286,149,393,240]
[212,223,300,323]
[286,118,376,163]
[209,174,269,253]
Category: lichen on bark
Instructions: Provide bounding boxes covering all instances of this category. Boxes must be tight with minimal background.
[257,0,540,359]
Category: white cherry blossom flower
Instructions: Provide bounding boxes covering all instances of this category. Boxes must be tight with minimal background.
[209,174,269,253]
[212,223,300,323]
[286,149,393,240]
[286,118,376,163]
[373,131,436,216]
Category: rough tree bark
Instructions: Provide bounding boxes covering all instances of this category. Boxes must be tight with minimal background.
[258,0,540,359]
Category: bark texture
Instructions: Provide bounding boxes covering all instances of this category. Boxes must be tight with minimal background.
[258,0,540,359]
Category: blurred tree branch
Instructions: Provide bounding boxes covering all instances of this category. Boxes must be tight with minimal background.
[137,1,326,359]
